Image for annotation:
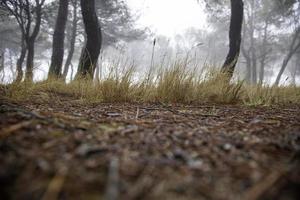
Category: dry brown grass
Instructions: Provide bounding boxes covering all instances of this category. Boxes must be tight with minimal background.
[2,64,300,106]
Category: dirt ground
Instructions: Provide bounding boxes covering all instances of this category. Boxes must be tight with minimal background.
[0,95,300,200]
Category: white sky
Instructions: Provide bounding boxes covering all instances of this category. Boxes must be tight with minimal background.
[126,0,208,37]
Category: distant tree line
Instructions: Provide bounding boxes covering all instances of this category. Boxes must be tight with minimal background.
[206,0,300,85]
[0,0,299,85]
[0,0,145,82]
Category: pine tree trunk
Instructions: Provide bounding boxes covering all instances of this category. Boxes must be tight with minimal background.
[25,39,34,82]
[24,2,43,83]
[291,57,298,86]
[251,50,257,84]
[15,37,26,83]
[275,52,295,86]
[48,0,69,79]
[274,28,300,86]
[221,0,244,79]
[63,0,78,81]
[0,50,4,73]
[258,26,268,85]
[75,0,102,79]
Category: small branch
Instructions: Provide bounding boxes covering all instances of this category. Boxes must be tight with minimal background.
[0,120,33,139]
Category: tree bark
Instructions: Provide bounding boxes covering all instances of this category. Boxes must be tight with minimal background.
[221,0,244,80]
[15,38,27,83]
[25,39,35,82]
[48,0,69,79]
[63,0,78,81]
[24,1,44,82]
[75,0,102,79]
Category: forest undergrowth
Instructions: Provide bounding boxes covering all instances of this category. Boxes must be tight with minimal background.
[2,64,300,106]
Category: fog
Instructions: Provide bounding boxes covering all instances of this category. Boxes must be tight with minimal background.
[0,0,299,85]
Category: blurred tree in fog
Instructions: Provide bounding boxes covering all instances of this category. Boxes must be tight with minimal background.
[274,0,300,85]
[0,0,146,82]
[45,0,146,80]
[48,0,69,79]
[221,0,244,79]
[206,0,300,85]
[75,0,102,79]
[0,12,20,80]
[0,0,46,82]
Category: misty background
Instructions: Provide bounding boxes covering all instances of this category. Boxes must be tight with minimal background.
[0,0,299,85]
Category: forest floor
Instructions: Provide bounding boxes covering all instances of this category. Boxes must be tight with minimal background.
[0,93,300,200]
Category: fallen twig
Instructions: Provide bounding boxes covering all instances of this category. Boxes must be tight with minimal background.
[0,120,34,139]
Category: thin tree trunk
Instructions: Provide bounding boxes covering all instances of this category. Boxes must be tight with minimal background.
[0,50,4,82]
[251,49,257,84]
[275,28,300,86]
[248,0,257,84]
[75,0,102,79]
[70,63,74,81]
[48,0,69,79]
[15,37,27,83]
[221,0,244,79]
[63,0,78,81]
[25,39,35,82]
[241,28,251,83]
[24,2,43,82]
[291,56,299,86]
[258,19,269,85]
[9,50,15,77]
[241,20,252,84]
[0,50,4,73]
[275,51,298,85]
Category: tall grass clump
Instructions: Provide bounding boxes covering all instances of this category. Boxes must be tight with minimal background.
[1,60,300,105]
[243,85,300,106]
[99,67,135,102]
[193,69,244,103]
[154,61,196,103]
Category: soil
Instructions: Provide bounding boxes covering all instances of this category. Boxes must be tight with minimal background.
[0,95,300,200]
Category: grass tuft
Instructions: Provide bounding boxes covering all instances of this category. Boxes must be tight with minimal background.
[1,64,300,106]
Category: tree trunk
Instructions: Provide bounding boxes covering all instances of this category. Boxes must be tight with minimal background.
[48,0,69,79]
[290,56,299,86]
[241,31,251,83]
[275,51,297,86]
[248,0,257,84]
[221,0,244,79]
[75,0,102,79]
[274,28,300,86]
[251,49,257,84]
[24,2,43,82]
[258,22,269,85]
[15,37,27,83]
[63,0,78,81]
[0,50,4,82]
[70,63,74,81]
[0,50,4,73]
[25,39,35,82]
